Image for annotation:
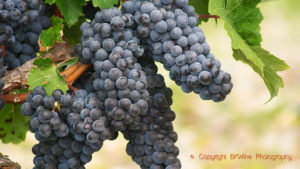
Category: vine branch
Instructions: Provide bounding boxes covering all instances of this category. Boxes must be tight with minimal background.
[0,41,91,104]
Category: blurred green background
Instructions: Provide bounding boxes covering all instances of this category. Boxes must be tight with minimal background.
[1,0,300,168]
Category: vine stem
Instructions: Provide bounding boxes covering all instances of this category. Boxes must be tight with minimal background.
[65,63,91,84]
[0,93,28,104]
[1,44,5,58]
[199,15,220,19]
[0,62,91,104]
[60,62,81,78]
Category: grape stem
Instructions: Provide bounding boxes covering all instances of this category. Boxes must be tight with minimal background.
[199,15,220,19]
[53,5,63,18]
[65,63,91,84]
[60,62,81,78]
[1,44,5,58]
[0,93,29,104]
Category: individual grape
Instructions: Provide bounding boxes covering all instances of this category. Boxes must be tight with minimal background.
[38,124,52,137]
[138,13,151,26]
[151,42,162,55]
[21,102,34,116]
[170,27,182,39]
[188,16,198,27]
[176,15,188,28]
[163,53,175,67]
[31,95,43,108]
[221,82,233,95]
[189,62,202,75]
[175,54,186,66]
[55,123,69,137]
[198,71,212,86]
[43,96,55,109]
[102,38,115,52]
[155,20,168,33]
[50,117,62,131]
[60,94,73,107]
[67,157,80,169]
[122,1,135,14]
[52,89,63,101]
[170,46,182,57]
[21,43,34,55]
[176,36,188,47]
[10,8,22,20]
[29,21,43,34]
[38,109,53,123]
[111,16,125,31]
[209,83,221,94]
[150,30,162,41]
[141,2,156,14]
[90,40,101,52]
[162,41,174,53]
[92,119,106,132]
[40,16,51,29]
[166,19,176,31]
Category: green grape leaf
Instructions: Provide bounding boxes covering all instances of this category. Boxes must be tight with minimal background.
[63,17,85,46]
[45,0,55,4]
[56,0,86,27]
[27,58,69,95]
[209,0,289,101]
[0,104,30,144]
[57,57,79,71]
[189,0,209,23]
[40,16,63,48]
[92,0,119,9]
[233,47,289,102]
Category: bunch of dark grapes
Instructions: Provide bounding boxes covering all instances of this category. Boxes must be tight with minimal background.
[122,0,233,102]
[122,58,181,169]
[18,0,234,168]
[76,7,150,131]
[21,87,117,169]
[0,0,51,70]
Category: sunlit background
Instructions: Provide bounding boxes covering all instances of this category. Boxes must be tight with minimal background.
[1,0,300,168]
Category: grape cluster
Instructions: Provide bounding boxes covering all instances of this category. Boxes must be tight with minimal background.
[19,0,234,168]
[122,58,181,169]
[76,7,150,131]
[0,0,51,70]
[122,0,233,102]
[21,87,118,169]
